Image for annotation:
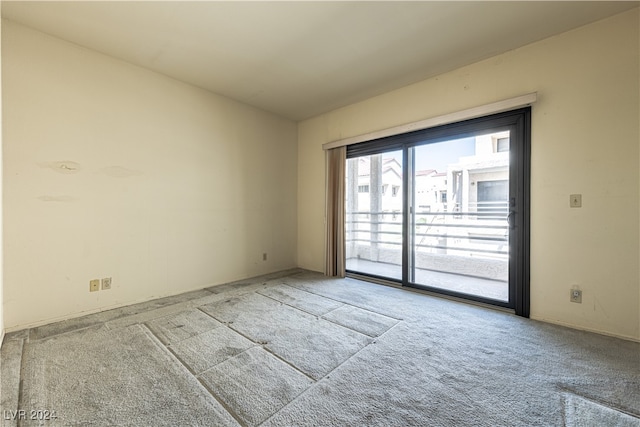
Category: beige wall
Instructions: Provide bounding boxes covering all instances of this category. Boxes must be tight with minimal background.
[298,9,640,340]
[0,9,3,343]
[2,21,298,330]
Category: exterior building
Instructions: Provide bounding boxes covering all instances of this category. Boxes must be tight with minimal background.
[447,131,510,216]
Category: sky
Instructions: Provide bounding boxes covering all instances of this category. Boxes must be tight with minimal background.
[386,136,475,173]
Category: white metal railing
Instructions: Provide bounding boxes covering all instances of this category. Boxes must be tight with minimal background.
[346,202,509,258]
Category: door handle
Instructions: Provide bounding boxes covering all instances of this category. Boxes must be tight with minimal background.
[507,211,515,230]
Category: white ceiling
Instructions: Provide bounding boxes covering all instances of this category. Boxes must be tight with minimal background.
[2,1,637,120]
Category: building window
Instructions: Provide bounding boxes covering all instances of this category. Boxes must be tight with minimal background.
[358,185,369,193]
[382,184,388,195]
[392,186,400,197]
[477,180,508,217]
[440,191,447,203]
[496,137,510,152]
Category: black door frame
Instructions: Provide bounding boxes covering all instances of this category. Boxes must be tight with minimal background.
[347,108,531,317]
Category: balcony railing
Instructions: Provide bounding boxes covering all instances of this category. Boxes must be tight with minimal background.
[346,203,509,281]
[346,202,509,267]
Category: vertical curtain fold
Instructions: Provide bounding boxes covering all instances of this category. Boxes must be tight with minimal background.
[325,146,346,277]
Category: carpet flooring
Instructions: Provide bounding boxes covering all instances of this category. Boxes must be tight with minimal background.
[1,269,638,426]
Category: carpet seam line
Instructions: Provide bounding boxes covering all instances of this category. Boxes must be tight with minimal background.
[15,338,27,427]
[256,289,344,318]
[198,308,319,383]
[260,319,406,425]
[283,281,404,322]
[198,294,372,381]
[193,375,249,427]
[254,292,377,339]
[559,387,640,419]
[139,323,249,427]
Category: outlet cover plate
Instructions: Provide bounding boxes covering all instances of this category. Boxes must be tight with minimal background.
[570,289,582,303]
[102,277,112,290]
[90,279,100,292]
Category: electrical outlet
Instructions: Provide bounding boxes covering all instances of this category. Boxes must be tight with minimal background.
[90,279,100,292]
[570,289,582,303]
[101,277,112,290]
[263,253,267,261]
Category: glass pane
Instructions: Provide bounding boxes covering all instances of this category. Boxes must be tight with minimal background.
[411,132,509,301]
[345,151,403,280]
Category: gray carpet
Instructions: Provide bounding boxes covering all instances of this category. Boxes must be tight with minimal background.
[18,325,238,426]
[1,269,638,426]
[200,292,372,380]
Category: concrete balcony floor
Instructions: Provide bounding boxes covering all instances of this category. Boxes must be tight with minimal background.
[346,258,508,302]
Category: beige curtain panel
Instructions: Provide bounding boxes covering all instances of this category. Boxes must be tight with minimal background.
[325,146,346,277]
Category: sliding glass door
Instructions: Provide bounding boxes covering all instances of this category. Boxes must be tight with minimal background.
[345,150,403,280]
[344,109,530,316]
[408,133,510,302]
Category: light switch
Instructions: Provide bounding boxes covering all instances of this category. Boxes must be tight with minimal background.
[570,194,582,208]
